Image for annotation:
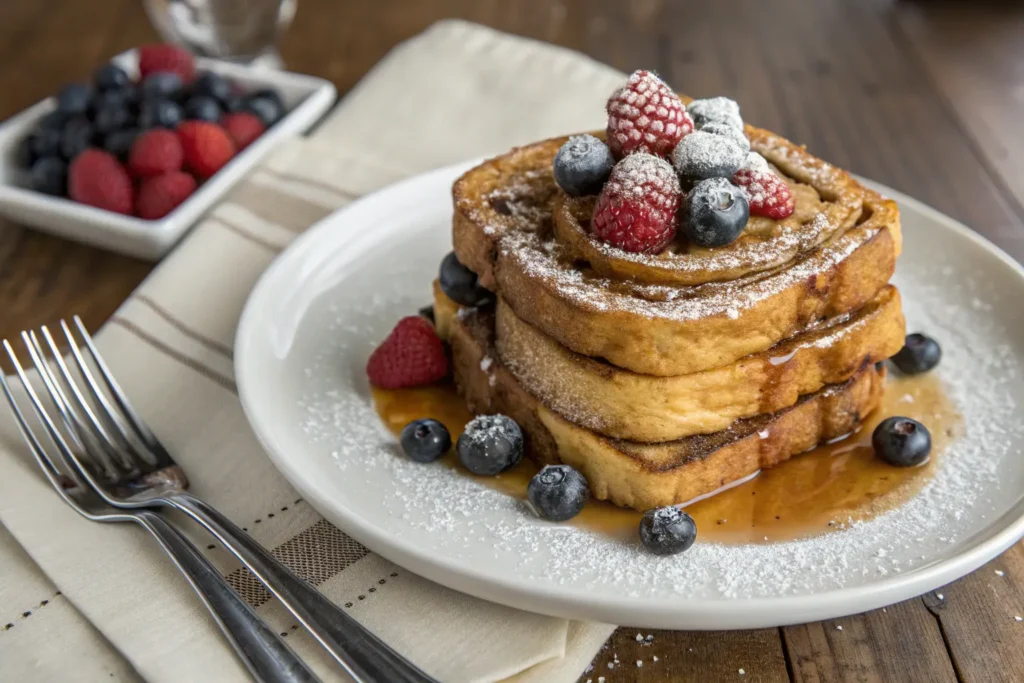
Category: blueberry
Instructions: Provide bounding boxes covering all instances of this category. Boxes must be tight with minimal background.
[91,87,136,114]
[30,157,67,196]
[38,110,67,131]
[185,96,221,122]
[400,419,452,463]
[527,465,589,521]
[138,100,184,129]
[687,97,743,130]
[190,71,232,102]
[671,129,746,181]
[553,134,614,196]
[439,252,493,307]
[221,94,246,113]
[456,414,524,476]
[103,129,139,160]
[141,72,184,100]
[56,83,92,116]
[94,64,131,91]
[639,506,698,556]
[59,117,95,160]
[700,121,750,154]
[872,416,932,467]
[92,103,132,135]
[891,333,941,375]
[682,177,749,247]
[245,94,284,126]
[15,135,35,168]
[29,128,63,160]
[418,305,435,324]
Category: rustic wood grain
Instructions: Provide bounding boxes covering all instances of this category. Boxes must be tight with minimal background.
[4,1,1024,681]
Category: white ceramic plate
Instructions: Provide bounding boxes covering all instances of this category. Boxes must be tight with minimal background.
[0,49,335,260]
[235,162,1024,629]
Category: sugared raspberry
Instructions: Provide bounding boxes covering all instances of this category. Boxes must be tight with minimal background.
[732,168,795,219]
[591,153,682,254]
[366,316,449,389]
[606,70,693,159]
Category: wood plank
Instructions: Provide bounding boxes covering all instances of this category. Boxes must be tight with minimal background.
[894,1,1024,223]
[583,629,790,683]
[783,598,957,682]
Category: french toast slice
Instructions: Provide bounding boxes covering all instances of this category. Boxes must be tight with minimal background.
[452,136,901,376]
[492,284,904,442]
[445,303,885,511]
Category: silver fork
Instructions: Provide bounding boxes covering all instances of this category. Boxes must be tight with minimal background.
[0,346,318,683]
[13,319,438,683]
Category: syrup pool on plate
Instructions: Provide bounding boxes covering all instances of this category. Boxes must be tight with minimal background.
[371,371,960,544]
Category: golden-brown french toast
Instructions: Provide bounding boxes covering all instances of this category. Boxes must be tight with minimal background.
[446,303,885,511]
[452,135,901,376]
[492,285,903,442]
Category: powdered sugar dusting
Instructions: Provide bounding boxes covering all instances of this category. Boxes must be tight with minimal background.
[605,152,680,199]
[687,96,743,130]
[671,130,745,179]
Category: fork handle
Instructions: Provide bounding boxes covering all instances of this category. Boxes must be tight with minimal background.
[135,510,320,683]
[166,493,439,683]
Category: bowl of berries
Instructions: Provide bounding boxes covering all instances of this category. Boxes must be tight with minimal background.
[0,44,335,259]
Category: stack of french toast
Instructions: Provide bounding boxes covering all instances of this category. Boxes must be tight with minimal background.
[431,71,906,512]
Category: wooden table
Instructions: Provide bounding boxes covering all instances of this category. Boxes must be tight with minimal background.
[3,0,1023,680]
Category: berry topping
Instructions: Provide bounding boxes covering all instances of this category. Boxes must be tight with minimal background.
[671,130,746,181]
[553,134,614,197]
[682,177,749,247]
[739,151,770,174]
[439,252,494,307]
[639,506,698,556]
[891,333,942,375]
[128,129,184,177]
[687,97,743,130]
[94,64,131,92]
[222,112,266,150]
[68,149,133,215]
[591,153,681,254]
[366,316,449,389]
[732,168,794,219]
[700,121,750,153]
[138,100,184,130]
[872,417,932,467]
[400,419,452,463]
[527,465,590,522]
[138,44,196,84]
[606,70,693,159]
[30,157,67,197]
[56,83,92,116]
[135,171,197,219]
[177,121,236,178]
[456,414,524,476]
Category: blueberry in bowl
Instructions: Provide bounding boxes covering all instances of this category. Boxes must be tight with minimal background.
[400,419,452,463]
[528,465,589,521]
[457,414,524,476]
[639,506,698,556]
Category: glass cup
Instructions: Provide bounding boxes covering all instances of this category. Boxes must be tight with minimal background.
[142,0,297,69]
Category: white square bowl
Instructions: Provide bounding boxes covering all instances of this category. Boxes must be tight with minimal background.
[0,49,336,260]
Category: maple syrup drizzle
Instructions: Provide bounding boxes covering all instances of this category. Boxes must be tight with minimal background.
[371,371,960,545]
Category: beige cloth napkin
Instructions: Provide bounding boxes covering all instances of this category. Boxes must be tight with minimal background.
[0,20,626,683]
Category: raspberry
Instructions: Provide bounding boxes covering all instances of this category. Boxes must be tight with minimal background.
[366,316,449,389]
[606,70,693,159]
[68,149,133,215]
[732,168,795,219]
[135,171,197,219]
[591,153,682,254]
[128,129,183,177]
[138,44,196,83]
[222,113,266,150]
[177,121,236,178]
